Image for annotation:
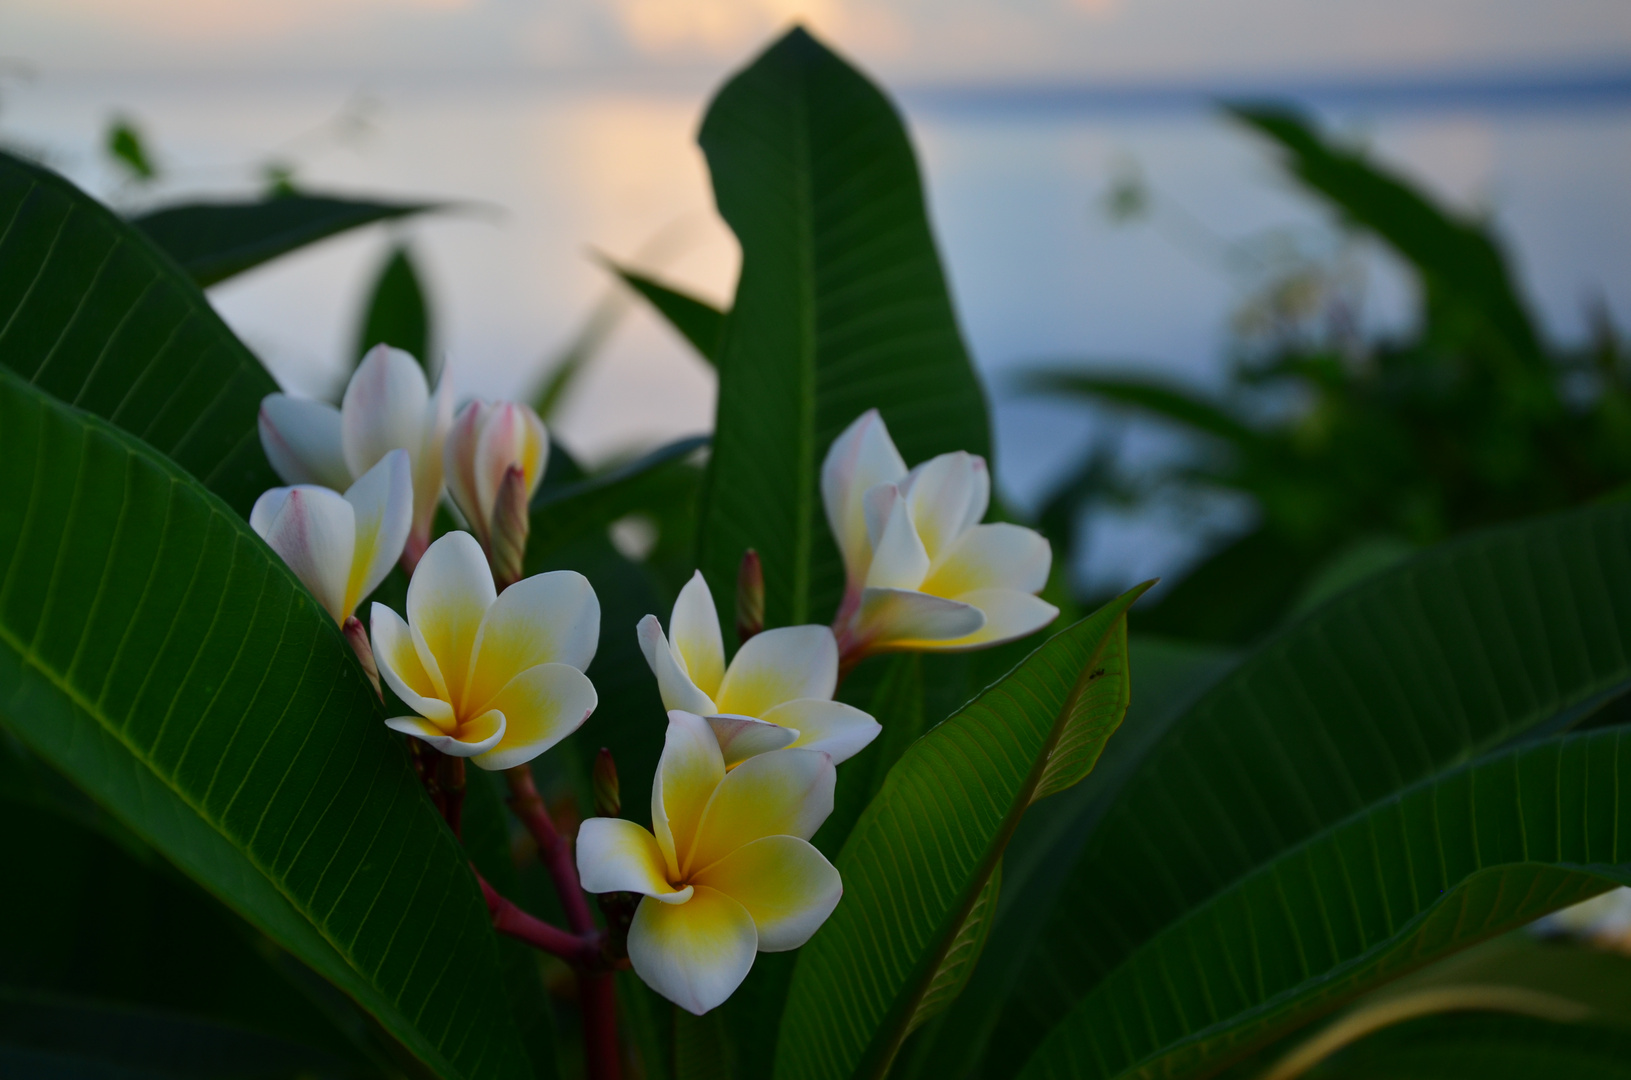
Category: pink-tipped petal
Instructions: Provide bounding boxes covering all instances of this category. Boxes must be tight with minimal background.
[820,409,907,584]
[863,493,931,591]
[341,346,431,479]
[261,485,356,624]
[258,395,351,491]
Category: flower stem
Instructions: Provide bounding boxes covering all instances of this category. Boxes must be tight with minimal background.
[478,873,601,966]
[342,616,383,700]
[439,755,466,839]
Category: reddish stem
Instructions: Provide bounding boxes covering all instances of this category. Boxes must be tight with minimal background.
[440,755,466,839]
[505,765,596,934]
[580,971,622,1080]
[479,874,601,966]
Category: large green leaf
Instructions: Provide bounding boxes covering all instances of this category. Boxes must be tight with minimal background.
[983,500,1631,1078]
[608,263,725,365]
[1013,726,1631,1080]
[0,150,278,515]
[132,194,437,288]
[1306,1012,1631,1080]
[774,584,1151,1080]
[0,370,529,1080]
[694,26,990,633]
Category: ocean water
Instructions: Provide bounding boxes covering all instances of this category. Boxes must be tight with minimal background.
[5,71,1628,591]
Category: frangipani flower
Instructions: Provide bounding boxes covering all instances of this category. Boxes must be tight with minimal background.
[577,710,841,1015]
[637,572,879,766]
[250,449,412,625]
[444,399,549,551]
[258,344,452,567]
[370,531,600,770]
[823,409,1058,656]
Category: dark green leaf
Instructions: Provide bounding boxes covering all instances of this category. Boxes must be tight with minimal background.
[774,583,1151,1080]
[0,150,279,515]
[106,117,157,182]
[0,370,529,1080]
[987,501,1631,1079]
[527,435,709,565]
[133,194,437,288]
[354,243,432,374]
[1306,1012,1631,1080]
[1022,370,1262,448]
[607,262,725,365]
[695,26,990,633]
[1013,727,1631,1080]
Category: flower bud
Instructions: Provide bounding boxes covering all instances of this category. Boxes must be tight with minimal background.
[593,747,621,818]
[736,548,765,643]
[342,616,383,699]
[444,399,548,554]
[488,464,530,591]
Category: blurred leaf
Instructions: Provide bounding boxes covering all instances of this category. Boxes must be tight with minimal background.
[775,583,1151,1080]
[354,243,432,374]
[1013,728,1631,1080]
[694,26,990,635]
[1303,1012,1631,1080]
[1133,528,1321,644]
[607,262,725,366]
[0,371,530,1080]
[1230,106,1541,364]
[132,194,438,287]
[1283,533,1416,619]
[0,149,278,515]
[674,1007,734,1080]
[105,116,157,182]
[1024,370,1261,448]
[527,435,708,565]
[982,501,1631,1079]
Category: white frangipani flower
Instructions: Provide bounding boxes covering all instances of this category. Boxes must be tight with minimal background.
[250,449,412,626]
[577,710,841,1015]
[443,398,549,551]
[637,572,880,766]
[370,531,600,770]
[257,344,452,568]
[822,409,1058,657]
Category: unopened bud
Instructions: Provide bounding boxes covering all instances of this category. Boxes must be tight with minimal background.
[342,616,383,700]
[488,463,530,591]
[736,548,764,643]
[593,747,620,818]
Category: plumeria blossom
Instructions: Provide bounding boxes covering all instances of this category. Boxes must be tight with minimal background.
[444,399,549,550]
[250,449,412,625]
[370,531,600,770]
[637,572,879,766]
[258,344,452,567]
[577,710,841,1014]
[822,409,1058,656]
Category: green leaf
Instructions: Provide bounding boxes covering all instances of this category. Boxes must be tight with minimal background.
[354,243,432,374]
[0,150,279,515]
[0,370,529,1080]
[1305,1012,1631,1080]
[774,583,1152,1080]
[1012,726,1631,1080]
[132,194,437,288]
[1021,370,1262,449]
[694,26,990,632]
[105,116,158,182]
[527,435,709,565]
[986,500,1631,1079]
[607,262,725,365]
[904,859,1001,1039]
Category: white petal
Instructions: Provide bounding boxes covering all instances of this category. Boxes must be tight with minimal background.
[261,486,355,624]
[761,699,881,764]
[469,663,598,771]
[820,409,907,585]
[691,835,842,952]
[342,449,413,616]
[368,604,457,728]
[714,625,838,718]
[653,711,726,883]
[669,572,725,700]
[862,482,898,551]
[687,748,835,874]
[854,587,985,648]
[637,616,717,716]
[863,490,930,591]
[406,531,495,710]
[466,570,600,713]
[474,401,548,536]
[257,395,352,491]
[922,522,1052,598]
[577,817,690,900]
[443,400,491,544]
[627,887,757,1016]
[411,373,454,548]
[341,345,431,479]
[385,710,505,757]
[705,715,799,768]
[249,487,292,539]
[926,589,1060,650]
[902,451,985,561]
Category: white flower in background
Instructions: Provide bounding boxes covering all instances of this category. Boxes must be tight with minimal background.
[250,449,412,625]
[638,572,880,766]
[369,531,600,770]
[822,409,1058,657]
[443,399,549,551]
[577,710,841,1015]
[258,344,452,568]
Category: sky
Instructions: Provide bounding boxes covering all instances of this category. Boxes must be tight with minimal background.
[3,0,1628,85]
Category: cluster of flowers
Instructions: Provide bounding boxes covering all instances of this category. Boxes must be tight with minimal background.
[252,346,1057,1014]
